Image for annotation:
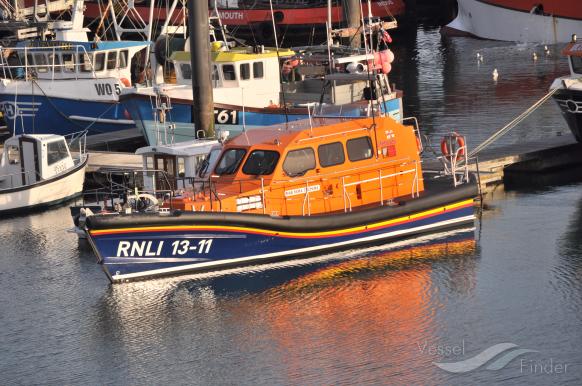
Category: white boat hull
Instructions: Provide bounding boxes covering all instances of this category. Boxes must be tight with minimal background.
[0,158,87,214]
[443,0,582,43]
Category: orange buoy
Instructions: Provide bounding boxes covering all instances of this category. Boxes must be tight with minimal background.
[120,77,131,87]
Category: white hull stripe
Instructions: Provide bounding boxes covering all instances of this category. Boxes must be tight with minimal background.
[107,214,476,282]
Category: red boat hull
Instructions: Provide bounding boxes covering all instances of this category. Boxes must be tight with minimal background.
[82,1,405,27]
[481,0,582,20]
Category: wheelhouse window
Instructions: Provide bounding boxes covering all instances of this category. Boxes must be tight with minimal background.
[34,53,48,73]
[93,52,105,71]
[119,50,128,69]
[240,63,251,80]
[62,53,75,73]
[318,142,345,167]
[242,150,280,175]
[78,52,93,72]
[222,64,236,81]
[107,51,117,70]
[283,148,315,177]
[347,136,373,162]
[214,148,246,175]
[253,61,264,78]
[7,145,19,164]
[47,140,69,166]
[572,56,582,74]
[180,63,192,80]
[48,53,61,73]
[177,157,186,177]
[198,148,221,177]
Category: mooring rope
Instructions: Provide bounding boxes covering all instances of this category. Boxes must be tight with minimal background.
[468,87,560,157]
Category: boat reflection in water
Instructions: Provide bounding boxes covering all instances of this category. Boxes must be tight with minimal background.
[98,227,478,383]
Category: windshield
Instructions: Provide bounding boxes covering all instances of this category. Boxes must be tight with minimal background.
[214,148,246,175]
[242,150,280,175]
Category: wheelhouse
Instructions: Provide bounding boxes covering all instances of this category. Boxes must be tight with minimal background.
[563,41,582,75]
[0,41,149,83]
[169,116,424,215]
[0,134,75,189]
[170,46,294,108]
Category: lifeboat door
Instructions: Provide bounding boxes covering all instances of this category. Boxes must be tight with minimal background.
[154,154,177,191]
[18,137,40,186]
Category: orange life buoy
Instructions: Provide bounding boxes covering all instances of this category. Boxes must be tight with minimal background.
[120,77,131,87]
[440,133,466,160]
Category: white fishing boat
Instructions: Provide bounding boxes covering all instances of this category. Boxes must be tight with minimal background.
[442,0,582,43]
[0,131,88,214]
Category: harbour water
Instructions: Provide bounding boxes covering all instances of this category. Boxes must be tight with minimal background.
[1,25,581,384]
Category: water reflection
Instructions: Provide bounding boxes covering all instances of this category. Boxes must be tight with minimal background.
[95,228,477,384]
[555,195,582,315]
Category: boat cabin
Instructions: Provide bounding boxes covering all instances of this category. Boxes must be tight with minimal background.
[0,134,75,189]
[168,116,424,215]
[0,40,150,84]
[563,40,582,76]
[171,46,294,108]
[137,139,221,192]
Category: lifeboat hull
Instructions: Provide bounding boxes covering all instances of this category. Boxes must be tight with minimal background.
[86,178,477,283]
[442,0,582,43]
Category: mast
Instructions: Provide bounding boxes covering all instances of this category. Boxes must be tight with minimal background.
[343,0,361,48]
[187,0,215,138]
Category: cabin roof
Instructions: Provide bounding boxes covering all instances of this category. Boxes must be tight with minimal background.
[5,133,65,145]
[17,40,150,52]
[563,42,582,57]
[226,117,377,149]
[171,47,295,63]
[135,139,219,157]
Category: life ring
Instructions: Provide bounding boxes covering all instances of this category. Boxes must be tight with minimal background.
[440,133,466,160]
[120,77,131,87]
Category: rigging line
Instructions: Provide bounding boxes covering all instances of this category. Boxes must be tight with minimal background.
[469,87,559,157]
[268,0,289,125]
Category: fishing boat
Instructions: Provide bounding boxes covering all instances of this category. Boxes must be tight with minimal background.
[550,35,582,142]
[82,115,478,283]
[0,130,88,214]
[123,42,402,145]
[442,0,582,43]
[81,0,405,42]
[0,0,150,140]
[215,0,405,41]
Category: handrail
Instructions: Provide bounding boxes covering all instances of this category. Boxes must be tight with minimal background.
[0,44,97,80]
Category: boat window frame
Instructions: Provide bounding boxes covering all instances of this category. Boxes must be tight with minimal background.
[572,56,582,75]
[318,141,345,168]
[241,149,280,176]
[222,64,236,81]
[7,145,20,164]
[180,63,192,80]
[78,52,93,72]
[62,53,76,73]
[46,139,69,166]
[48,53,61,73]
[106,50,117,70]
[346,136,374,162]
[214,148,247,175]
[34,53,48,73]
[253,61,264,79]
[283,147,316,177]
[119,50,128,69]
[240,62,251,80]
[93,52,105,72]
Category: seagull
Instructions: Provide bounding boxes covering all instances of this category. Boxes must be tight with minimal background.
[476,52,483,62]
[492,68,499,81]
[532,52,538,61]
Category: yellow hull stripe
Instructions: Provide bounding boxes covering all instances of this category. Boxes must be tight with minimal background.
[89,199,474,238]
